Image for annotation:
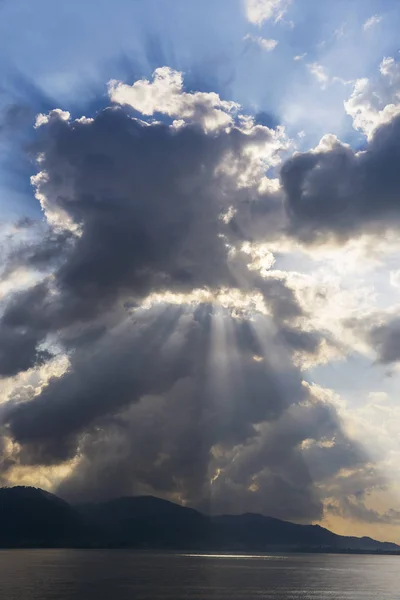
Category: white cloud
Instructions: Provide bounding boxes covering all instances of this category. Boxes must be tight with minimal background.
[380,56,400,81]
[241,242,276,276]
[311,133,346,153]
[244,0,291,25]
[363,14,382,31]
[214,120,290,188]
[34,108,70,128]
[257,38,278,51]
[368,391,389,403]
[294,53,307,61]
[0,268,40,301]
[108,67,240,132]
[142,288,269,317]
[30,170,80,234]
[345,57,400,139]
[308,62,329,88]
[74,116,94,125]
[390,271,400,289]
[244,34,278,51]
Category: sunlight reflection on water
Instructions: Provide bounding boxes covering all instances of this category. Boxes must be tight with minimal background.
[0,550,398,599]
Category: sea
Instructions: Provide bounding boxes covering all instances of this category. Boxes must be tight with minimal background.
[0,550,398,599]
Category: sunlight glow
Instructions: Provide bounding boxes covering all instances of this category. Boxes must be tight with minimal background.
[141,288,269,317]
[181,554,288,559]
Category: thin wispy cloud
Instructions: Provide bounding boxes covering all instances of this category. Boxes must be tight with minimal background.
[308,62,329,87]
[244,33,278,52]
[363,14,383,31]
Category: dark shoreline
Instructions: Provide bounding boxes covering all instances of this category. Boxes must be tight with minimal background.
[2,487,399,555]
[0,545,399,556]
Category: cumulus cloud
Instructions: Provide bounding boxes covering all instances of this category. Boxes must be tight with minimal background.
[345,56,400,139]
[368,318,400,365]
[0,66,385,524]
[52,315,366,522]
[35,109,70,129]
[0,323,51,377]
[344,309,400,366]
[281,112,400,242]
[244,0,290,25]
[108,67,240,132]
[0,294,366,521]
[0,69,295,386]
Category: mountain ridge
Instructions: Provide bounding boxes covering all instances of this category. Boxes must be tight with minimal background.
[0,486,399,553]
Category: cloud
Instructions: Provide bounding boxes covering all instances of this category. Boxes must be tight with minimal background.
[52,316,367,523]
[363,15,382,31]
[108,67,240,132]
[244,0,290,26]
[369,318,400,365]
[390,270,400,289]
[0,66,386,525]
[5,307,197,463]
[345,309,400,365]
[0,295,366,523]
[0,69,296,387]
[280,111,400,243]
[0,73,291,422]
[345,56,400,139]
[35,109,70,129]
[244,34,278,52]
[307,63,329,88]
[0,323,51,377]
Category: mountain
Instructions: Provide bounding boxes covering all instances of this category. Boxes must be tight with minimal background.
[211,513,399,552]
[0,486,95,547]
[0,486,399,553]
[77,495,213,548]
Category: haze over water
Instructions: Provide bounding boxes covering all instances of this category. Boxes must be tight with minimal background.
[0,551,398,599]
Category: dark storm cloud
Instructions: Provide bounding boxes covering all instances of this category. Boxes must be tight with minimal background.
[6,230,73,273]
[5,306,196,461]
[0,89,379,522]
[206,399,342,519]
[328,496,400,525]
[346,314,400,365]
[368,318,400,364]
[0,105,293,377]
[277,326,321,354]
[28,109,257,297]
[281,115,400,243]
[257,278,304,322]
[52,312,367,522]
[323,463,400,525]
[0,281,366,521]
[5,308,299,465]
[0,324,50,377]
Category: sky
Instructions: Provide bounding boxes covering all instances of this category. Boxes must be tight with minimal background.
[1,0,400,543]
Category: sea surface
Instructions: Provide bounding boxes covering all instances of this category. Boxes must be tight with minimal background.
[0,550,398,599]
